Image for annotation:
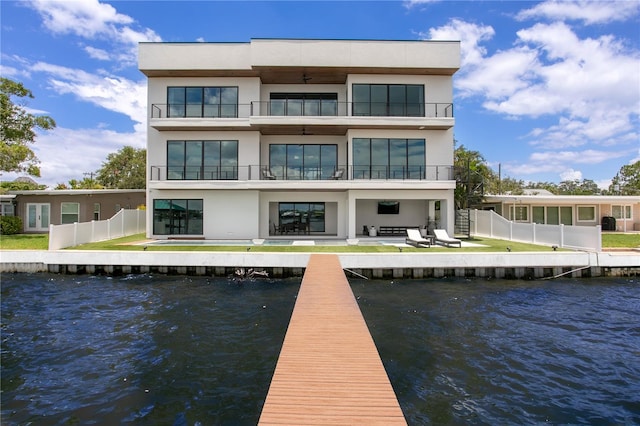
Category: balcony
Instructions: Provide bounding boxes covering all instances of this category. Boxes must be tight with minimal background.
[149,101,454,132]
[149,165,454,182]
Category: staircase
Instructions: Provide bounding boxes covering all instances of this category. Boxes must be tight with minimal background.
[455,209,471,238]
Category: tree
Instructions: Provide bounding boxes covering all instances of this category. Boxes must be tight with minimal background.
[454,144,496,209]
[96,146,146,189]
[0,78,56,177]
[609,161,640,195]
[55,178,103,190]
[557,179,601,195]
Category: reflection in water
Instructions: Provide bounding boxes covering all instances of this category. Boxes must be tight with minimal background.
[2,274,639,425]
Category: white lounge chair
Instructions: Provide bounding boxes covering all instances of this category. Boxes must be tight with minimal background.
[405,228,431,248]
[433,229,462,247]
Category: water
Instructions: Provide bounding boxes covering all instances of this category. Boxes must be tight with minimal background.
[2,274,639,425]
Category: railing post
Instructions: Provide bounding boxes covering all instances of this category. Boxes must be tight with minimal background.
[560,224,565,248]
[48,223,54,251]
[532,222,536,244]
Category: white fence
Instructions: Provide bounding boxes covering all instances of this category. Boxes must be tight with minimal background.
[471,209,602,252]
[48,209,146,250]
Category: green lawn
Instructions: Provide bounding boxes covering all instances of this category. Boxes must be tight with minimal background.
[1,232,637,252]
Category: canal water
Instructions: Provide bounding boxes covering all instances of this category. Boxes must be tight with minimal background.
[1,274,638,425]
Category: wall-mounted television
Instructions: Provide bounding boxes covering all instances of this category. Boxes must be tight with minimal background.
[378,201,399,214]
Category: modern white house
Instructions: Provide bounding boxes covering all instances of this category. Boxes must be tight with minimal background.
[138,38,460,240]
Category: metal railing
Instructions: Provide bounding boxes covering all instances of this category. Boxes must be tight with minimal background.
[150,102,454,119]
[149,165,454,181]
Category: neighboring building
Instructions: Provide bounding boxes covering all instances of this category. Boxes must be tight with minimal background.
[138,38,460,239]
[482,194,640,232]
[5,190,146,233]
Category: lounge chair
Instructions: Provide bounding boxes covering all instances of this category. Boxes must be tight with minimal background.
[433,229,462,247]
[331,168,344,180]
[405,228,431,248]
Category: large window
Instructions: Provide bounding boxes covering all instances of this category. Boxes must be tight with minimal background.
[577,205,596,222]
[279,202,325,233]
[153,199,203,235]
[167,87,238,118]
[352,84,424,116]
[270,93,338,116]
[61,202,79,224]
[269,144,337,180]
[168,140,238,180]
[352,138,425,179]
[612,205,632,220]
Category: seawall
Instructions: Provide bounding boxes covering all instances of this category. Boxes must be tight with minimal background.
[1,250,638,279]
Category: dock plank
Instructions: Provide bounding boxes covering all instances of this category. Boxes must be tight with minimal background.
[259,254,406,425]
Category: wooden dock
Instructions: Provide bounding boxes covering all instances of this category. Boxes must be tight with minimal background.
[259,254,406,425]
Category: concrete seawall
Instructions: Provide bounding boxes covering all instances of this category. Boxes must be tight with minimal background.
[1,250,638,279]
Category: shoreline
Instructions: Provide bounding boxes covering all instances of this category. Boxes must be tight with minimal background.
[1,250,638,279]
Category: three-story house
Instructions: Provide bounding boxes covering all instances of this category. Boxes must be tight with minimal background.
[139,38,460,240]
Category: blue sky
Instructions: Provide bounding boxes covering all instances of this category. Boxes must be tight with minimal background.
[1,0,639,189]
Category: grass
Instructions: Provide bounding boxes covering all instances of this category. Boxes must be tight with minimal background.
[602,233,640,248]
[0,234,49,250]
[70,233,558,252]
[1,232,636,252]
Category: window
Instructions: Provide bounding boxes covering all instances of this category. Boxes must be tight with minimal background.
[352,138,425,179]
[167,87,238,118]
[577,205,596,222]
[509,205,529,222]
[168,140,238,180]
[61,202,79,224]
[269,144,337,180]
[279,203,325,233]
[532,206,545,224]
[0,203,14,216]
[612,205,632,219]
[352,84,424,116]
[93,203,100,221]
[153,199,203,235]
[270,93,338,116]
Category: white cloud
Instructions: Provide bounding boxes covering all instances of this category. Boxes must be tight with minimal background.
[422,18,495,67]
[30,62,147,131]
[425,15,640,166]
[41,127,144,187]
[559,168,582,181]
[2,126,145,188]
[26,0,161,65]
[403,0,440,9]
[516,0,640,24]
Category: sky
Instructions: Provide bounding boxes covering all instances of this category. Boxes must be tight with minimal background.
[1,0,639,189]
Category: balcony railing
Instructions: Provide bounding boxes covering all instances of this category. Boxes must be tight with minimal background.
[150,165,453,181]
[150,102,454,119]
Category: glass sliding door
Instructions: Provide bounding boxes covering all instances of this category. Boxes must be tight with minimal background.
[352,138,426,180]
[269,144,337,180]
[278,202,325,233]
[153,199,203,235]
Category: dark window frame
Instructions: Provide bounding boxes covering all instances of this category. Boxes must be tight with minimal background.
[167,86,239,118]
[352,84,425,117]
[352,138,425,179]
[153,198,203,235]
[167,140,238,180]
[269,144,338,180]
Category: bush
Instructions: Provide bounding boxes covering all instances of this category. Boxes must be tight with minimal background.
[0,216,23,235]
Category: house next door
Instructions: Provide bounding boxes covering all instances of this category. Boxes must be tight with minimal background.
[27,203,50,231]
